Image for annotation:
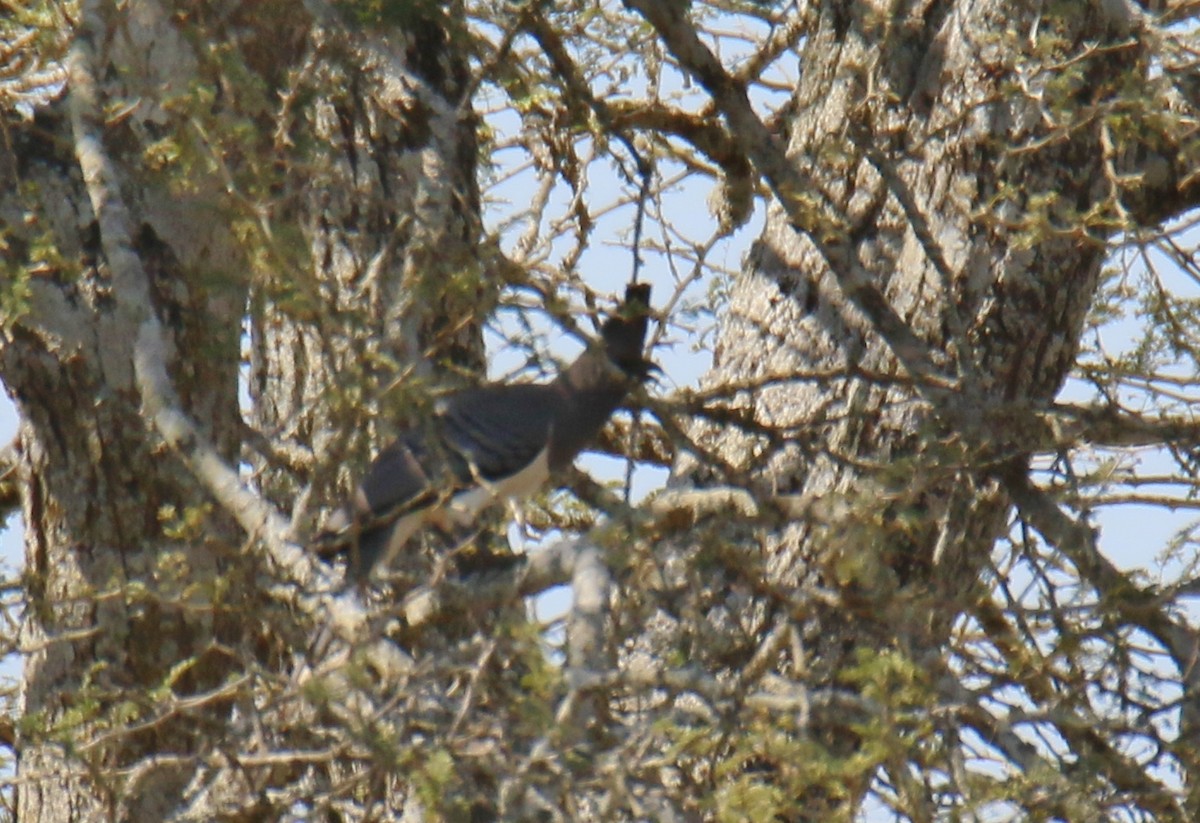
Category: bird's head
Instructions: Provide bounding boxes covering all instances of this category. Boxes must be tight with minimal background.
[601,283,658,381]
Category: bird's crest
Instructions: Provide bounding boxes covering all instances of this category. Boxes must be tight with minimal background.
[601,283,654,378]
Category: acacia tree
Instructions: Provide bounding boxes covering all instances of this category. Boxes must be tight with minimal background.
[1,0,1199,820]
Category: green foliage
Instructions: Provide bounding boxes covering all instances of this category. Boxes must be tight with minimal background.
[0,187,81,330]
[157,502,213,542]
[0,0,72,69]
[412,746,461,814]
[0,257,32,331]
[512,622,563,712]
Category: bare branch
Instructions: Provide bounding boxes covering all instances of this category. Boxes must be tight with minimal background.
[999,460,1200,804]
[623,0,958,405]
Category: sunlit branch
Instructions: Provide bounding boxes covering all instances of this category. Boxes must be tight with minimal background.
[624,0,959,406]
[999,462,1200,809]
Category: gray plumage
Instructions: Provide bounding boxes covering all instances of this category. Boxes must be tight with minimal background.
[318,284,654,578]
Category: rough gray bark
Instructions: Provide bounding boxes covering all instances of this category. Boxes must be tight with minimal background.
[248,1,491,520]
[0,4,250,817]
[630,0,1200,817]
[2,0,492,815]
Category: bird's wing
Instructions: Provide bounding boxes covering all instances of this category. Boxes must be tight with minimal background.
[355,435,439,522]
[319,383,559,575]
[354,384,558,522]
[437,383,559,481]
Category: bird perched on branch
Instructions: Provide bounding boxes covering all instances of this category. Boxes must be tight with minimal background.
[316,283,655,579]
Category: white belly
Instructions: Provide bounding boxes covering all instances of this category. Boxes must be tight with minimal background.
[373,448,551,576]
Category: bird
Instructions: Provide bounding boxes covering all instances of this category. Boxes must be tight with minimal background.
[316,283,655,579]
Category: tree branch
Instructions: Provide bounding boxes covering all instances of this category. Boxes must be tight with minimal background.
[1039,402,1200,451]
[623,0,958,407]
[400,485,767,632]
[1111,12,1200,226]
[997,461,1200,784]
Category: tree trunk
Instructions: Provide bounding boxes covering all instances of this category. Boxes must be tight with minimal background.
[2,3,291,818]
[647,0,1191,816]
[247,0,490,529]
[1,0,488,817]
[708,0,1107,595]
[243,3,495,814]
